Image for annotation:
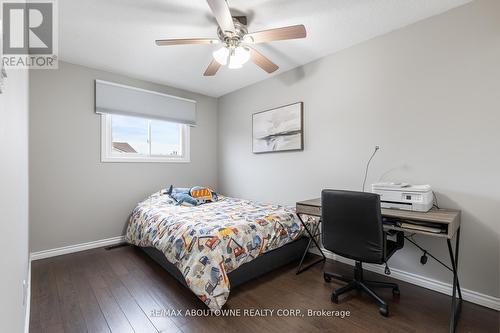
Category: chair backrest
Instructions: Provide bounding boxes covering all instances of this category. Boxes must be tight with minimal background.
[321,189,385,264]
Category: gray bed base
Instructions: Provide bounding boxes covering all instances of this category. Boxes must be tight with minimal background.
[139,236,309,289]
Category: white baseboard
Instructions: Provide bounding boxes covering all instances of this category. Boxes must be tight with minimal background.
[24,260,31,333]
[314,248,500,311]
[30,236,126,261]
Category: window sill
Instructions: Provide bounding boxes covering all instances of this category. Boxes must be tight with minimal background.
[101,156,190,163]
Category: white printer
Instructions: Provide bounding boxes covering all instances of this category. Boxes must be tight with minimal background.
[371,183,433,212]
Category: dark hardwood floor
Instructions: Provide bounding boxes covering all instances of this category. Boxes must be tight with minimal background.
[29,245,499,333]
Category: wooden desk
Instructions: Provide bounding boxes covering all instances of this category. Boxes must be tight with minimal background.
[296,198,462,333]
[297,198,461,239]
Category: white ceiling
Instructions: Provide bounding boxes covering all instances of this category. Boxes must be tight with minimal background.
[60,0,471,97]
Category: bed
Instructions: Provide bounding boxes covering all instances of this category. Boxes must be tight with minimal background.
[125,190,316,310]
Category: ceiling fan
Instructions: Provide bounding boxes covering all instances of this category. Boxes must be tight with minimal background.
[155,0,307,76]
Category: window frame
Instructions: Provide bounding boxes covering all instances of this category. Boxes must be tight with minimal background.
[100,114,190,163]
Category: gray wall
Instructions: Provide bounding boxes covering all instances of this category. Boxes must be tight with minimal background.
[218,0,500,298]
[0,69,30,332]
[30,62,218,252]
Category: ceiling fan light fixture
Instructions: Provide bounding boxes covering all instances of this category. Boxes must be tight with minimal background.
[228,57,243,69]
[235,46,250,64]
[214,45,250,69]
[228,46,250,69]
[213,46,229,65]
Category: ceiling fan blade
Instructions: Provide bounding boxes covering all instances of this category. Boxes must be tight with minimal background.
[206,0,235,34]
[249,47,279,73]
[246,24,306,44]
[204,59,221,76]
[155,38,219,46]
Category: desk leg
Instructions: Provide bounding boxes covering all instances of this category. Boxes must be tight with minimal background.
[296,214,326,274]
[446,227,462,333]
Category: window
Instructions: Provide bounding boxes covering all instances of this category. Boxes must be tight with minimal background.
[101,114,190,163]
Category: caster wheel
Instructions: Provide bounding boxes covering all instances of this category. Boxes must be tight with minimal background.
[379,306,389,317]
[331,293,339,304]
[392,287,400,296]
[324,273,332,283]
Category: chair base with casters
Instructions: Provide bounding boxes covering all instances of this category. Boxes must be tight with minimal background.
[324,261,400,317]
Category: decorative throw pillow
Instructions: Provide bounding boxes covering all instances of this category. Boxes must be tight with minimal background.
[190,186,213,203]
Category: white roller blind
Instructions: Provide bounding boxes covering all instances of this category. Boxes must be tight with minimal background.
[95,80,196,126]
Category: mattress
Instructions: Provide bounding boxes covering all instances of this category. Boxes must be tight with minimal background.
[125,190,315,310]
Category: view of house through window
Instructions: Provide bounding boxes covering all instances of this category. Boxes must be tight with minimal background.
[111,115,149,155]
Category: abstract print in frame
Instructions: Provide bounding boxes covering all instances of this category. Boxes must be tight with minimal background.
[252,102,303,153]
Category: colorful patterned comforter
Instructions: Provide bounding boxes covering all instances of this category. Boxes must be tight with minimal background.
[125,191,315,310]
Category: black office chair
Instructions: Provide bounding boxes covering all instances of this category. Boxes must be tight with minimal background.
[321,189,404,316]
